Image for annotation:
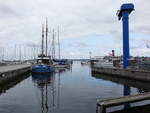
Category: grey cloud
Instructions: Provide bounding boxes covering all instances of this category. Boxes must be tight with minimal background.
[76,42,89,47]
[67,42,89,48]
[25,43,41,47]
[0,4,17,17]
[135,26,150,34]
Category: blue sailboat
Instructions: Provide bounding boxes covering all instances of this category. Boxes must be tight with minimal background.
[32,56,54,73]
[32,21,54,73]
[32,65,53,73]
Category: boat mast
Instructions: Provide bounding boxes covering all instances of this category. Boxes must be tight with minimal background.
[45,18,48,57]
[52,29,55,59]
[57,26,61,59]
[42,24,44,59]
[19,45,21,61]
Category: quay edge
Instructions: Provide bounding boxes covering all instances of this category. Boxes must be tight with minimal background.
[0,65,31,85]
[91,66,150,82]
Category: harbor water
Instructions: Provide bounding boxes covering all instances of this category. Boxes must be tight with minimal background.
[0,61,150,113]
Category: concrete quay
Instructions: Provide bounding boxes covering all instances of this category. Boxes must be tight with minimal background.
[91,66,150,82]
[0,64,31,85]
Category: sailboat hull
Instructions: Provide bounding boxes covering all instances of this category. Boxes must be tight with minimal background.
[32,64,54,73]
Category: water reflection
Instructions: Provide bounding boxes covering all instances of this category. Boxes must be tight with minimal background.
[92,72,150,111]
[0,73,30,95]
[123,85,131,109]
[0,62,149,113]
[92,73,150,92]
[31,69,65,113]
[32,73,57,113]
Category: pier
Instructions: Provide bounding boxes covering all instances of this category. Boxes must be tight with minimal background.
[0,64,31,85]
[96,92,150,113]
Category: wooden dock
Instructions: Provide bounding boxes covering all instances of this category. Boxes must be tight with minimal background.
[97,92,150,113]
[0,64,31,85]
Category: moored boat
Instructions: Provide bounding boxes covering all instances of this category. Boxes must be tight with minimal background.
[32,56,54,73]
[53,59,71,69]
[31,21,54,73]
[32,64,54,73]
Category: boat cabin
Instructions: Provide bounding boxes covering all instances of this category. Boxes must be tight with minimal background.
[37,55,53,65]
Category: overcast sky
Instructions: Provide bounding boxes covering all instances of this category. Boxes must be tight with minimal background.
[0,0,150,59]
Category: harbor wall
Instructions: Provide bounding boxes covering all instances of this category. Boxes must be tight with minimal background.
[0,66,31,85]
[91,66,150,82]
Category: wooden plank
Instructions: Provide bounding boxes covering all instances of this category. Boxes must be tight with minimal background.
[97,92,150,107]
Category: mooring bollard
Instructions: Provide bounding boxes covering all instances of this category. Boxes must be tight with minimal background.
[96,104,106,113]
[100,105,106,113]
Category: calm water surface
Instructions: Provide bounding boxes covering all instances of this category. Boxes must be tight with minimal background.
[0,61,149,113]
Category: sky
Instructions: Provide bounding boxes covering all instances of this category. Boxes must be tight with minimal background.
[0,0,150,59]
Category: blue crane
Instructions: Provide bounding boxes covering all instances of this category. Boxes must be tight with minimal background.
[117,3,134,69]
